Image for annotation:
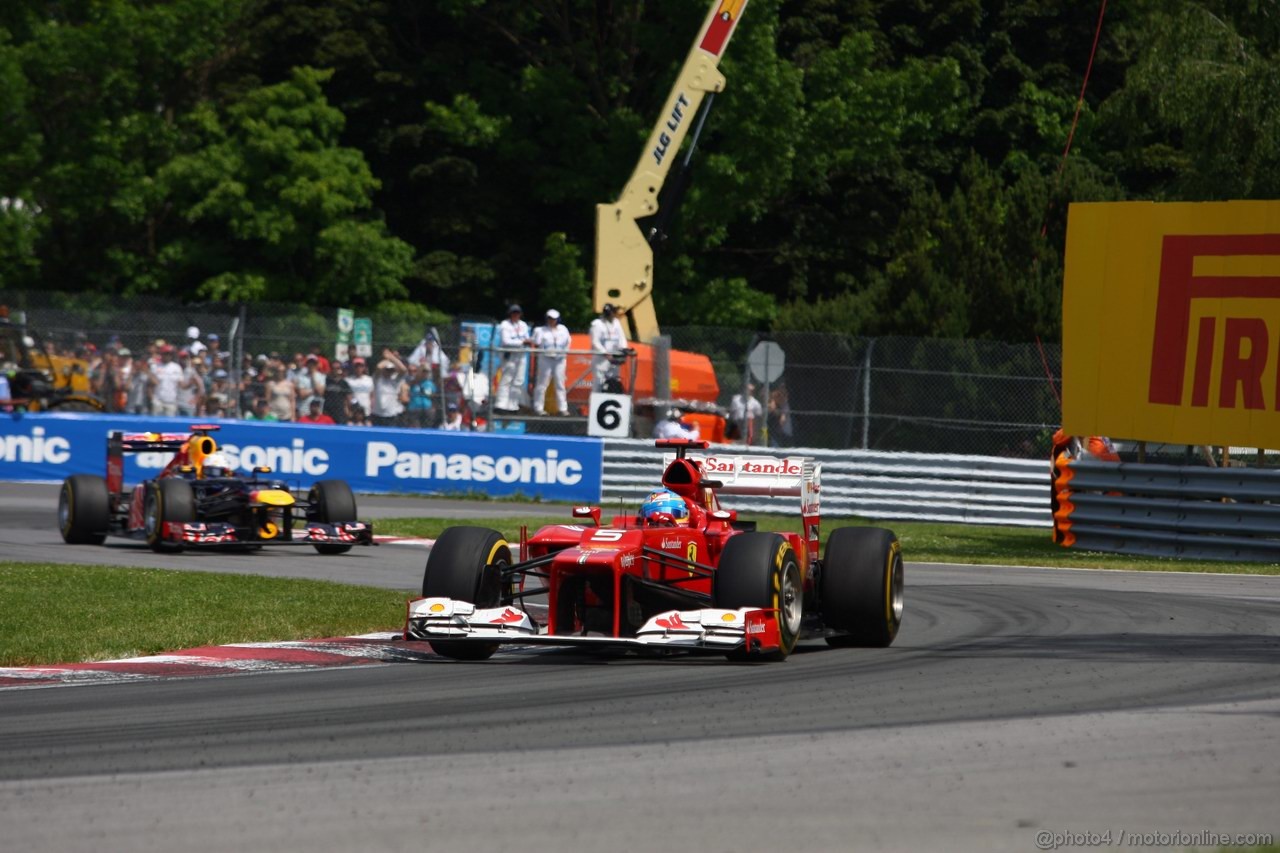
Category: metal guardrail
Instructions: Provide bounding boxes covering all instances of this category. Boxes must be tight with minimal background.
[1059,457,1280,563]
[603,439,1050,526]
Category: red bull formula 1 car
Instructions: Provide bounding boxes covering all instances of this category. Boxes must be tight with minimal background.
[57,425,372,553]
[404,438,903,661]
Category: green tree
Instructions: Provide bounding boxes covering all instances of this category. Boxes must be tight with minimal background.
[0,31,42,284]
[154,66,413,305]
[5,0,1277,346]
[0,0,250,293]
[535,233,593,330]
[1096,1,1280,200]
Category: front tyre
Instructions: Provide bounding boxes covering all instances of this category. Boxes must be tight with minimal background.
[308,479,358,554]
[713,532,803,660]
[820,527,903,648]
[59,474,110,544]
[144,479,196,553]
[421,526,511,661]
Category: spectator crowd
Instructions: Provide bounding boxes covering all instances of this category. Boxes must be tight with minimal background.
[80,325,473,430]
[49,305,788,444]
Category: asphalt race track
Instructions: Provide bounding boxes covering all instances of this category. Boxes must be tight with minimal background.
[1,482,1278,852]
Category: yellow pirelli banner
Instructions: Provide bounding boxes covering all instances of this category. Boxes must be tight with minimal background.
[1063,201,1280,450]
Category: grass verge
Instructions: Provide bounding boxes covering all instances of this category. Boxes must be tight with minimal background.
[0,562,408,667]
[372,514,1280,576]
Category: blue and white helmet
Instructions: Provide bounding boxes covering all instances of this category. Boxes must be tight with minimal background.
[641,489,688,524]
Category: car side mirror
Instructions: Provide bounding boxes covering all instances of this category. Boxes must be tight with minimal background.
[572,505,602,526]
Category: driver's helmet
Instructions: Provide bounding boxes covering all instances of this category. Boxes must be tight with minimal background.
[641,489,689,525]
[202,451,233,478]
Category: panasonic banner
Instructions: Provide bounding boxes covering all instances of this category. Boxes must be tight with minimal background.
[0,413,603,502]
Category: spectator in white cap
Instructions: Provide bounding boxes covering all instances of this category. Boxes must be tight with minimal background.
[186,325,207,358]
[531,308,571,415]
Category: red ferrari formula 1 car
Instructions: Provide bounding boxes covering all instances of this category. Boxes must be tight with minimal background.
[58,425,372,553]
[405,439,903,661]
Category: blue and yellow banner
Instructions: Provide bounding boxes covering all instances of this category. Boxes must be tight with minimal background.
[0,413,603,502]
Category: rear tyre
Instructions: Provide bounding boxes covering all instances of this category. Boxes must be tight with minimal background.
[713,532,802,660]
[144,478,195,553]
[820,527,903,648]
[421,526,511,661]
[59,474,110,545]
[308,479,358,554]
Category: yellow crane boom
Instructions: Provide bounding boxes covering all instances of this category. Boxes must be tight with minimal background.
[593,0,749,342]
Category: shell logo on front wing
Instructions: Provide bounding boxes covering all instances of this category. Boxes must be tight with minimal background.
[488,608,524,625]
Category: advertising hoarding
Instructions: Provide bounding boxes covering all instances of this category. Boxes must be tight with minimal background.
[1063,201,1280,448]
[0,413,603,502]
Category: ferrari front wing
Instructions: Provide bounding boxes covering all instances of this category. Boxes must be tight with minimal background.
[404,597,783,656]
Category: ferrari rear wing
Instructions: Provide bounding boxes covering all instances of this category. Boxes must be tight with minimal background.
[662,450,820,513]
[660,443,821,559]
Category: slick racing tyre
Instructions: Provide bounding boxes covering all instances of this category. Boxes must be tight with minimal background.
[713,532,802,660]
[144,478,196,553]
[307,479,358,554]
[59,474,110,545]
[820,527,903,647]
[421,527,512,661]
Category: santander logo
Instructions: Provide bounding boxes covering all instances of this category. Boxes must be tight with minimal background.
[701,456,803,476]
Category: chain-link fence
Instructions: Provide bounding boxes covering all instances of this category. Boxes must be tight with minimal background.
[0,290,463,359]
[3,289,1068,456]
[667,327,1063,457]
